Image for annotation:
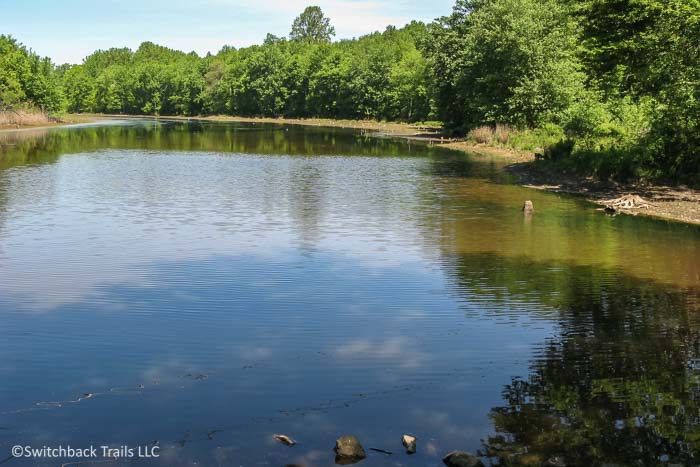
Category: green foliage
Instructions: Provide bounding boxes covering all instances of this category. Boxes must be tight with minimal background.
[427,0,700,184]
[61,42,206,116]
[0,35,63,113]
[641,0,700,181]
[57,16,432,122]
[428,0,587,130]
[290,6,335,44]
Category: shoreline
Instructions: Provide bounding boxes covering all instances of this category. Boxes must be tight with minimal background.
[446,141,700,226]
[3,114,699,226]
[507,162,700,226]
[0,113,101,132]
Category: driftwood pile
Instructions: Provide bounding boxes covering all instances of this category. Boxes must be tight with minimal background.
[602,194,656,213]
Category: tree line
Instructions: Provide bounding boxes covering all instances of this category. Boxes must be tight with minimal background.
[1,1,698,182]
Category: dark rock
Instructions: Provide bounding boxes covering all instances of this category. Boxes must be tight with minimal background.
[334,435,366,465]
[442,450,484,467]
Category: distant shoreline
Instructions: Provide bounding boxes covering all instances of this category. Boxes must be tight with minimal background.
[3,113,699,226]
[0,113,102,132]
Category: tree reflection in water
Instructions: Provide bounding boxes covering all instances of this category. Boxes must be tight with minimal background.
[450,255,700,465]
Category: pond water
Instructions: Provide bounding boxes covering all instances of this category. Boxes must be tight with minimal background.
[0,120,699,466]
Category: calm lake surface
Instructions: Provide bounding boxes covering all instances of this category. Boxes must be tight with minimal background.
[0,119,699,466]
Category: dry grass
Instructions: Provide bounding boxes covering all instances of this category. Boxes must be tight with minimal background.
[470,126,494,144]
[0,109,52,128]
[469,124,515,145]
[494,124,512,144]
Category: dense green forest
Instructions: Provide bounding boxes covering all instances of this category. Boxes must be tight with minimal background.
[1,1,699,183]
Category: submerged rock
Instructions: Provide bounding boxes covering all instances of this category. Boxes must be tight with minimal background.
[402,435,417,454]
[544,456,566,466]
[442,450,484,467]
[274,434,297,446]
[334,435,366,464]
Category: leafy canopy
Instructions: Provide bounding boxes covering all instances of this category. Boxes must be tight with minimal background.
[290,6,336,44]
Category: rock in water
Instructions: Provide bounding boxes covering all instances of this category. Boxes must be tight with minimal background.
[273,434,296,446]
[334,435,366,464]
[523,200,534,213]
[442,451,485,467]
[402,435,417,454]
[544,456,566,466]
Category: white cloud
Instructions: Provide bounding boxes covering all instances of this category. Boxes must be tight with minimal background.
[333,337,427,368]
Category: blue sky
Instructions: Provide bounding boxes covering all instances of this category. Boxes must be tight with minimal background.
[1,0,455,64]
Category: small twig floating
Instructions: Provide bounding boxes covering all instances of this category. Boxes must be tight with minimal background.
[369,447,393,455]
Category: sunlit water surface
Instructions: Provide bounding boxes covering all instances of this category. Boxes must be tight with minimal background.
[0,120,699,466]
